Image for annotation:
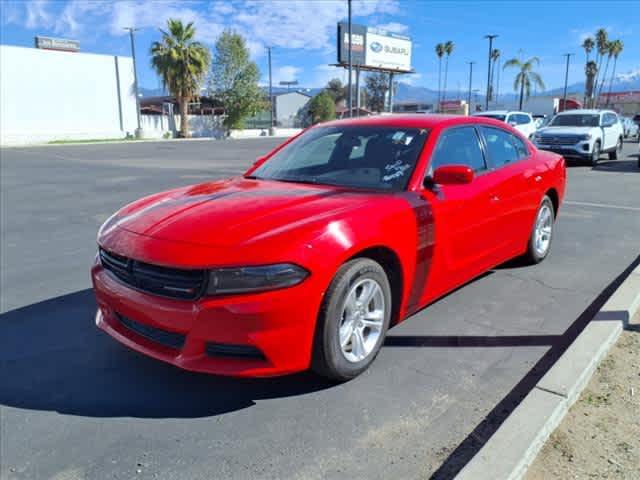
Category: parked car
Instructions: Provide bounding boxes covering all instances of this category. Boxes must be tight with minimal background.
[533,109,624,165]
[92,115,566,380]
[533,114,549,129]
[622,117,639,139]
[473,110,537,139]
[633,113,640,127]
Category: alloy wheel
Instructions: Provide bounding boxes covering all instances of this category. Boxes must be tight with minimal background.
[534,204,553,257]
[339,278,386,363]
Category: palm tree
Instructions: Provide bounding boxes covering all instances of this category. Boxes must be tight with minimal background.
[442,41,454,105]
[596,40,614,105]
[582,37,595,105]
[581,37,595,63]
[435,43,445,112]
[503,56,545,110]
[489,48,500,103]
[150,19,211,138]
[605,40,624,105]
[592,28,608,106]
[584,61,598,102]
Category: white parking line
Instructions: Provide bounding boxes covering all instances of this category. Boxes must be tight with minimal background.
[564,200,640,212]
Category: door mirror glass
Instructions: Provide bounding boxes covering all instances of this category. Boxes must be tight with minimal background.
[432,165,475,185]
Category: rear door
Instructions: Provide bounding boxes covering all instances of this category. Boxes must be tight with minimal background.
[479,126,543,257]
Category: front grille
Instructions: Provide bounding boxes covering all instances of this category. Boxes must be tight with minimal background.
[538,135,582,145]
[206,342,265,360]
[100,248,206,300]
[116,313,186,350]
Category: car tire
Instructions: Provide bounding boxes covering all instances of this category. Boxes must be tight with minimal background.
[608,137,622,160]
[523,195,555,264]
[312,258,392,381]
[591,141,601,166]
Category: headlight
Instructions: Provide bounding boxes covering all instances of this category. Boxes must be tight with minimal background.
[578,133,592,140]
[533,134,542,142]
[206,264,308,295]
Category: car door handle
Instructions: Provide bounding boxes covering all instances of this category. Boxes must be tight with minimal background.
[534,175,542,182]
[490,194,500,202]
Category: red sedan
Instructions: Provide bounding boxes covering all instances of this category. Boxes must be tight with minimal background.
[92,115,566,380]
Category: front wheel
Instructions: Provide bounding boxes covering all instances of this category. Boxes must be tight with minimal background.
[608,137,622,160]
[523,196,555,264]
[591,141,601,166]
[312,258,392,381]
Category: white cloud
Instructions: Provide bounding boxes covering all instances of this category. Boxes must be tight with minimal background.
[374,22,409,34]
[25,0,52,29]
[273,65,302,84]
[403,72,422,85]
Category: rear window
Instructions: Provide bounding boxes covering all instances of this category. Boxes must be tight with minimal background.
[476,114,506,122]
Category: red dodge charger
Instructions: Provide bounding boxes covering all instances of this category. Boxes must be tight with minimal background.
[92,115,566,380]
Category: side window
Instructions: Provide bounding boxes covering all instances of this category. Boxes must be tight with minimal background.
[510,134,529,159]
[518,114,532,125]
[480,127,519,168]
[430,127,486,173]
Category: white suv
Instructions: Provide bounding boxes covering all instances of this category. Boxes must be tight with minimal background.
[533,109,624,165]
[473,110,537,139]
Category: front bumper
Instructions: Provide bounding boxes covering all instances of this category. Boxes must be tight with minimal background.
[535,140,592,158]
[92,262,324,377]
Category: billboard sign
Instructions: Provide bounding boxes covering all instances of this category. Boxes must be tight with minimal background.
[35,36,80,52]
[337,23,366,66]
[337,23,412,72]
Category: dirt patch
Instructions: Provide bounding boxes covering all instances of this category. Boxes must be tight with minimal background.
[526,322,640,479]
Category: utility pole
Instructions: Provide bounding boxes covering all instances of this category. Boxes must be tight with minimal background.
[484,34,498,111]
[267,46,274,134]
[124,27,142,137]
[347,0,353,117]
[467,61,475,113]
[561,53,574,112]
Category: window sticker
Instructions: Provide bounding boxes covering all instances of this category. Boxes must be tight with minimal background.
[382,160,411,182]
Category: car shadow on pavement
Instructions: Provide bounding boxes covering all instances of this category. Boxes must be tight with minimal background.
[427,253,640,480]
[0,290,334,419]
[592,160,639,172]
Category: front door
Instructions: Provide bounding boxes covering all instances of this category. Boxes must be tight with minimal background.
[420,126,505,303]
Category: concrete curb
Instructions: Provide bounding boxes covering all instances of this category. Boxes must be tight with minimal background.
[455,263,640,480]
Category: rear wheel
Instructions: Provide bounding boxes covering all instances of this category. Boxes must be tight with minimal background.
[312,258,392,381]
[608,137,623,160]
[523,196,555,264]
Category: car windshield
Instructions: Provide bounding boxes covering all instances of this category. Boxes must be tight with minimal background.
[476,114,506,121]
[550,114,599,127]
[249,126,429,191]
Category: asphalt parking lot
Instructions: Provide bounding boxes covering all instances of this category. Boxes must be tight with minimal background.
[1,138,639,480]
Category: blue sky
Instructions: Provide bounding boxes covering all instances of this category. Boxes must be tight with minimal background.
[2,0,639,94]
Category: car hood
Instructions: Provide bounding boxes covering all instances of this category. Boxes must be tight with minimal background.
[538,126,595,135]
[99,177,374,247]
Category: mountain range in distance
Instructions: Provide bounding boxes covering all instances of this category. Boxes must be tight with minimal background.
[141,69,640,103]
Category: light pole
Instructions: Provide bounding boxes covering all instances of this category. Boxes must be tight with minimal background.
[467,61,475,113]
[124,27,142,137]
[267,46,274,133]
[561,53,574,112]
[347,0,353,118]
[484,34,498,110]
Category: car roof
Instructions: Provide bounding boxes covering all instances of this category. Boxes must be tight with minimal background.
[473,110,529,115]
[556,109,610,115]
[320,114,511,129]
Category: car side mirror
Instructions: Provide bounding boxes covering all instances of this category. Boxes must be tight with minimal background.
[431,165,475,185]
[508,121,518,127]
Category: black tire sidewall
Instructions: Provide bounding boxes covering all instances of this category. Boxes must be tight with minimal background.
[313,259,392,381]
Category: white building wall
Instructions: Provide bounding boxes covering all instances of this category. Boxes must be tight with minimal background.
[0,45,138,145]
